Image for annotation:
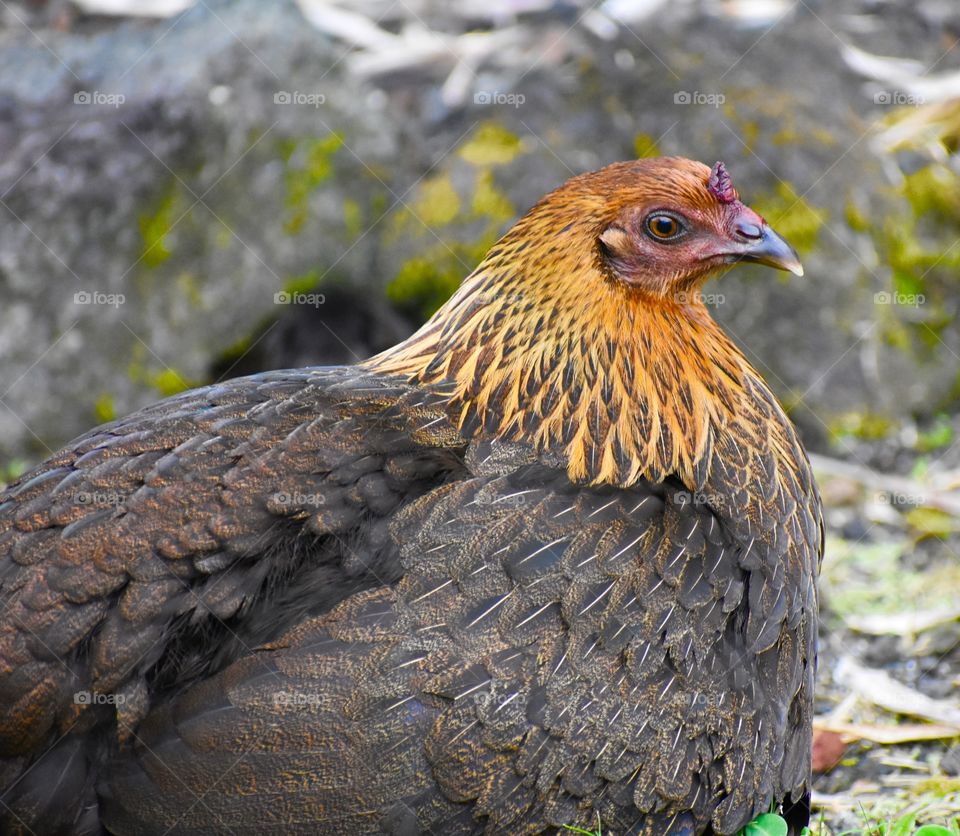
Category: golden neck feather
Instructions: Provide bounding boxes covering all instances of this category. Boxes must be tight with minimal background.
[365,205,791,492]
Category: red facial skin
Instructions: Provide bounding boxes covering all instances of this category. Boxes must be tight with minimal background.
[598,198,773,297]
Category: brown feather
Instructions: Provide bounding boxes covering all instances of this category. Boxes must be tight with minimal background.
[367,158,810,511]
[0,157,822,835]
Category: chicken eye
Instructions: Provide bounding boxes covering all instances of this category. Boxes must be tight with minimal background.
[644,213,684,241]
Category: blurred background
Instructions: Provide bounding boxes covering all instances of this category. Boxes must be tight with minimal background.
[0,0,959,830]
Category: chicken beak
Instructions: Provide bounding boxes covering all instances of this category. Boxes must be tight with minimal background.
[737,224,804,276]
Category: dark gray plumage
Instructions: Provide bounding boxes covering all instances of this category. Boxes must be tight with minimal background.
[0,157,822,835]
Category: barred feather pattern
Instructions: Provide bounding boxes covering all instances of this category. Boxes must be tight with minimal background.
[100,463,816,834]
[0,157,823,835]
[359,158,823,831]
[365,161,820,546]
[0,367,469,832]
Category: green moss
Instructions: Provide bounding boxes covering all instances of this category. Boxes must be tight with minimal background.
[138,182,179,268]
[150,368,194,398]
[828,411,896,443]
[342,198,363,238]
[276,137,298,163]
[632,133,661,159]
[909,777,960,795]
[284,133,344,235]
[217,334,253,365]
[844,199,871,233]
[370,192,388,217]
[849,802,960,836]
[471,170,514,222]
[128,350,195,398]
[127,354,141,383]
[876,164,960,301]
[387,124,525,317]
[906,507,960,539]
[879,317,913,352]
[770,127,799,146]
[719,87,839,153]
[808,126,838,147]
[862,162,960,361]
[917,311,953,348]
[387,256,463,319]
[740,120,760,150]
[409,174,461,228]
[176,272,203,308]
[0,459,28,489]
[948,370,960,405]
[823,535,960,615]
[387,234,495,319]
[916,415,954,452]
[751,182,825,255]
[886,217,944,295]
[283,270,322,296]
[458,122,523,166]
[902,164,960,219]
[214,219,232,249]
[774,390,809,418]
[93,393,116,423]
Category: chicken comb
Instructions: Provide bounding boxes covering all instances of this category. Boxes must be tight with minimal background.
[707,161,737,204]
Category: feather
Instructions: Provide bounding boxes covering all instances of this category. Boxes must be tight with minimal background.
[0,157,822,835]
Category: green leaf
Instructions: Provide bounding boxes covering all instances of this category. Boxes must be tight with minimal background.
[906,506,959,538]
[889,812,916,836]
[741,813,789,836]
[914,826,955,836]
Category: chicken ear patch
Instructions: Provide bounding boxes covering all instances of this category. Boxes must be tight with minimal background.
[598,224,633,258]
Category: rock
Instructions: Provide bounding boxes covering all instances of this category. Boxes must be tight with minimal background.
[2,0,959,468]
[0,0,404,462]
[941,743,960,776]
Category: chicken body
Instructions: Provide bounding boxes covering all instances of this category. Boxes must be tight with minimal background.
[0,158,822,834]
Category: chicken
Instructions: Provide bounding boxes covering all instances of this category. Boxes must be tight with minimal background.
[0,157,822,835]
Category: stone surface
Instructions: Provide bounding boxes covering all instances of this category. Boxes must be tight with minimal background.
[1,0,958,467]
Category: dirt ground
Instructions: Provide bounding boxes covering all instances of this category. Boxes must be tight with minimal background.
[805,435,960,833]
